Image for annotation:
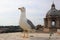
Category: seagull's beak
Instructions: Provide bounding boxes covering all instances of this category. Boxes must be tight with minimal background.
[18,8,21,10]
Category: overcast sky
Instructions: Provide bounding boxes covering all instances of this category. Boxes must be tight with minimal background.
[0,0,60,26]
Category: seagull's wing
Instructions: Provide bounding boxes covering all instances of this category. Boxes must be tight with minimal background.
[27,19,35,29]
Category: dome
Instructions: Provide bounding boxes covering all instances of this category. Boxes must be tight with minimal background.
[46,3,60,17]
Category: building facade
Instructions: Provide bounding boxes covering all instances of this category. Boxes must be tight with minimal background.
[44,3,60,32]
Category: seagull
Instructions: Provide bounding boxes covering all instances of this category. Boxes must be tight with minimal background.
[18,7,35,38]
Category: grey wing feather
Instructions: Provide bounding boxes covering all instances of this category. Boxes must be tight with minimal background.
[27,19,35,29]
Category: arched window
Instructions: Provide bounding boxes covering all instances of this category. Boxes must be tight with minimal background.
[51,21,55,27]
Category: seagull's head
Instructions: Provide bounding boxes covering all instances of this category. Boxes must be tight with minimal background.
[18,7,25,12]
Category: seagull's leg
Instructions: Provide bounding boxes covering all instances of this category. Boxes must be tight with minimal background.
[23,30,25,38]
[23,30,29,38]
[24,30,28,38]
[26,30,29,38]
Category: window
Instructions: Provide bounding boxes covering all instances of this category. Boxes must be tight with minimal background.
[51,21,55,27]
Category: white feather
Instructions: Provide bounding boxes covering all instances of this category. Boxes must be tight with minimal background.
[18,7,33,31]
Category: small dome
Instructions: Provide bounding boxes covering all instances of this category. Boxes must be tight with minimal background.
[51,3,55,8]
[46,3,60,17]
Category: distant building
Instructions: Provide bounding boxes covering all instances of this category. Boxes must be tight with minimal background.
[36,25,43,32]
[44,3,60,32]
